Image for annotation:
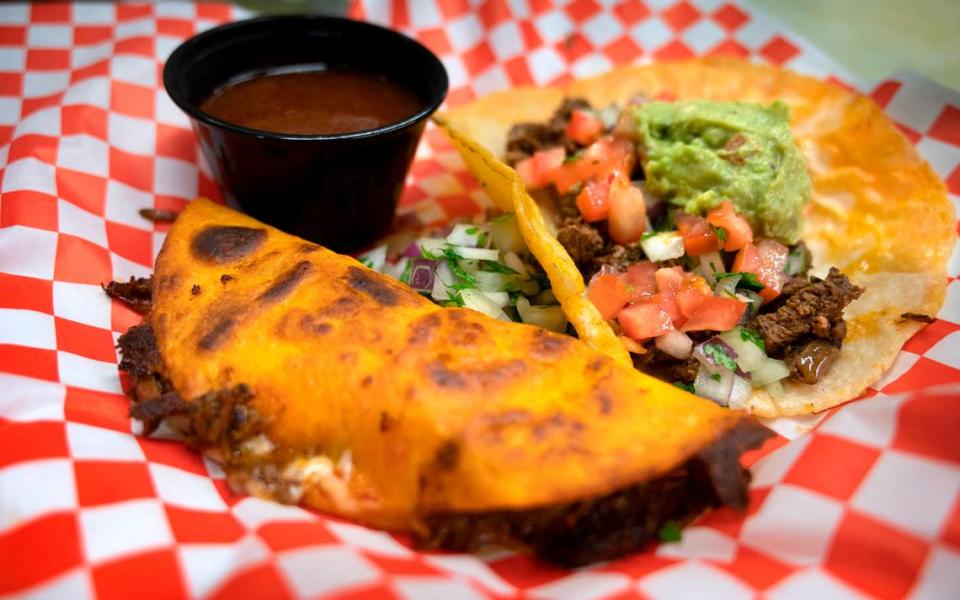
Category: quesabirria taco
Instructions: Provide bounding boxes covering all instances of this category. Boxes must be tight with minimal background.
[369,58,953,417]
[109,198,771,567]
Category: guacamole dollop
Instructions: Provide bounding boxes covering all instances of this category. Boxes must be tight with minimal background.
[634,100,811,243]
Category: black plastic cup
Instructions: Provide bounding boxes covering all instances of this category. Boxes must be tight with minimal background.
[163,15,448,253]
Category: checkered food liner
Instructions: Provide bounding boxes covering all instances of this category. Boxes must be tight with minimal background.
[1,1,959,598]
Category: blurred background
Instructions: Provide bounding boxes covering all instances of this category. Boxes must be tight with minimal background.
[233,0,960,90]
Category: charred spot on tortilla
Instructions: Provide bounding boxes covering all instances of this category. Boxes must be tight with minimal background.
[139,208,180,223]
[345,265,400,306]
[299,315,333,335]
[319,295,361,318]
[300,243,321,254]
[192,226,267,264]
[220,274,234,284]
[427,358,527,389]
[259,260,313,304]
[900,312,935,323]
[103,276,154,314]
[361,375,373,387]
[198,313,239,352]
[434,440,461,470]
[409,313,442,345]
[427,360,468,389]
[529,328,570,358]
[594,388,613,415]
[191,284,201,296]
[379,411,394,432]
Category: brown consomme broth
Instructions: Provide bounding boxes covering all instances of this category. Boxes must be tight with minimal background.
[199,67,424,136]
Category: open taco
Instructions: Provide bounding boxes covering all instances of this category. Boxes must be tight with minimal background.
[110,198,771,566]
[374,58,952,418]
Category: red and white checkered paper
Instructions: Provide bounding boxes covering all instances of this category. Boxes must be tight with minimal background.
[1,1,959,598]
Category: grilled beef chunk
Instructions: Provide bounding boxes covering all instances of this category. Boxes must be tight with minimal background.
[423,420,771,567]
[556,218,605,267]
[751,268,862,358]
[633,348,700,385]
[505,97,592,165]
[103,276,154,314]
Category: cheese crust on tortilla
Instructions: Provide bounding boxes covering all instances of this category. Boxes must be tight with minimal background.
[441,58,954,417]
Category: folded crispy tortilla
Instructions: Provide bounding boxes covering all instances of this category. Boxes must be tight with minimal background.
[440,58,954,417]
[117,198,770,566]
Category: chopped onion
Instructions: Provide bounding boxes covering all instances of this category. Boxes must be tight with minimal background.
[430,261,456,301]
[696,251,725,286]
[640,231,684,262]
[446,224,482,247]
[403,242,423,258]
[453,246,500,261]
[503,251,528,276]
[737,289,764,317]
[655,330,693,359]
[750,357,790,386]
[357,245,387,272]
[482,291,510,308]
[516,297,567,332]
[473,270,513,292]
[460,289,510,321]
[719,327,766,372]
[418,237,449,258]
[489,214,527,254]
[728,375,753,409]
[408,258,438,292]
[598,105,619,129]
[715,274,741,298]
[694,365,734,406]
[384,257,410,280]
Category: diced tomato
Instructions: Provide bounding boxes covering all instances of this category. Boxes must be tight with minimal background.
[676,214,720,256]
[681,296,747,332]
[753,239,789,301]
[608,177,646,244]
[576,176,612,222]
[565,109,604,146]
[516,147,565,190]
[587,274,629,320]
[732,241,760,273]
[618,297,674,341]
[653,267,686,325]
[554,136,634,194]
[622,261,657,300]
[706,200,753,251]
[676,285,708,319]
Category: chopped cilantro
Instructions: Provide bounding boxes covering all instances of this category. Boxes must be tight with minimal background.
[360,258,373,268]
[479,260,519,275]
[658,520,683,543]
[442,248,476,285]
[716,271,765,292]
[739,327,766,352]
[703,342,738,371]
[450,282,476,291]
[673,381,695,393]
[464,226,479,235]
[641,231,658,241]
[445,289,465,307]
[710,373,722,382]
[713,226,727,242]
[399,259,413,284]
[477,232,488,247]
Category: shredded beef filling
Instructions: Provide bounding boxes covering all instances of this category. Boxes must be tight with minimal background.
[423,420,770,567]
[103,276,154,314]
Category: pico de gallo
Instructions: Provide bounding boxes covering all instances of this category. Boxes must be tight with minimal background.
[360,213,569,334]
[501,97,862,408]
